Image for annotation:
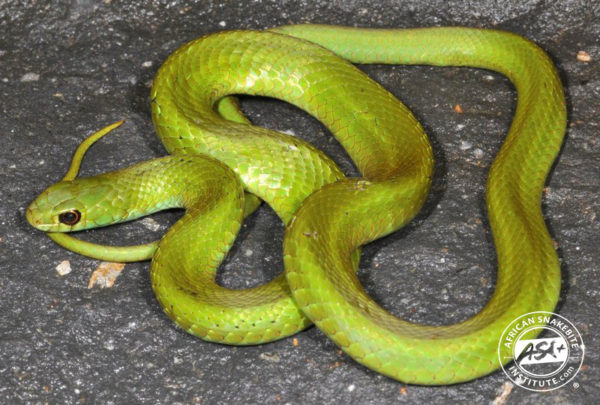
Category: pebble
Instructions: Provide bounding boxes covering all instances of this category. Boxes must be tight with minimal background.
[55,260,72,276]
[459,140,473,150]
[20,72,40,82]
[259,352,280,362]
[577,50,591,62]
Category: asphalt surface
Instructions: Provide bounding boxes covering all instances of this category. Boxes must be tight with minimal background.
[1,1,598,403]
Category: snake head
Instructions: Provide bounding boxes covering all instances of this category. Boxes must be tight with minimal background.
[27,121,128,233]
[27,178,113,232]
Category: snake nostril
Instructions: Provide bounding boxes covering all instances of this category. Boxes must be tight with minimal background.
[25,206,42,227]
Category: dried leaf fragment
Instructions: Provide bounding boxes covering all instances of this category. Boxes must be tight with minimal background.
[88,262,125,289]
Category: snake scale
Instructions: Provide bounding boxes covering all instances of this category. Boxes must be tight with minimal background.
[26,25,566,384]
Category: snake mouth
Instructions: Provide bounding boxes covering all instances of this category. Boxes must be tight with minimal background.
[26,204,53,232]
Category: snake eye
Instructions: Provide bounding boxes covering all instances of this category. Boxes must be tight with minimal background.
[59,210,81,225]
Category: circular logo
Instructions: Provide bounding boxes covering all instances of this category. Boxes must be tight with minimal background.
[498,311,584,391]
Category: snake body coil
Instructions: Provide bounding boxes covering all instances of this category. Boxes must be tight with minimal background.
[27,25,566,384]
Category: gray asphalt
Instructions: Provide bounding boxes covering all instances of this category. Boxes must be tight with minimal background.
[1,1,598,403]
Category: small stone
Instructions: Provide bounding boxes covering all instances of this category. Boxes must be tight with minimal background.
[218,21,226,27]
[577,50,591,62]
[142,61,153,68]
[459,140,472,150]
[473,148,484,159]
[55,260,72,276]
[20,72,40,82]
[103,339,115,351]
[259,352,280,362]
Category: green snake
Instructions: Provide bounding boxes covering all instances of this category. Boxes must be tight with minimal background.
[26,25,566,384]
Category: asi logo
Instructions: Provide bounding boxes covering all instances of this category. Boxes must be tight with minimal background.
[498,312,584,391]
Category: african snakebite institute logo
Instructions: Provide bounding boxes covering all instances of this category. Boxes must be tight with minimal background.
[498,311,584,391]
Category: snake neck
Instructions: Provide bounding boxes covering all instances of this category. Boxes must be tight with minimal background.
[70,156,241,230]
